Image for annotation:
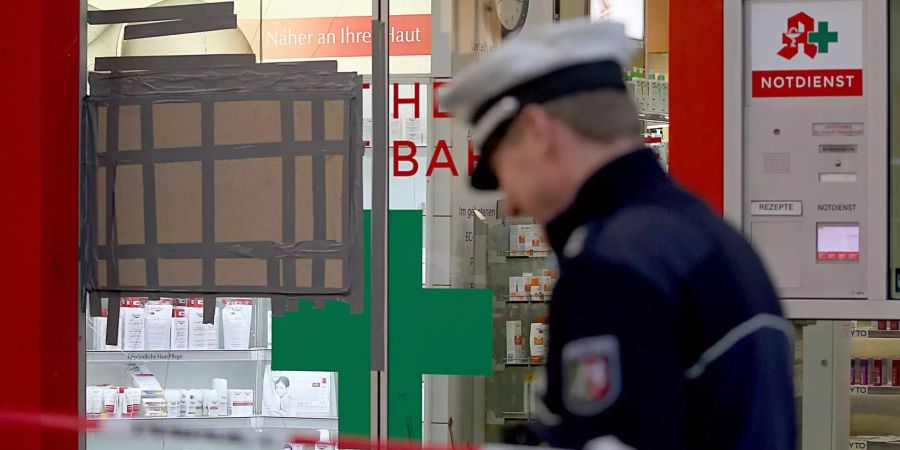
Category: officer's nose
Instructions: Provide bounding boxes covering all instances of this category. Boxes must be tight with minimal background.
[503,198,522,218]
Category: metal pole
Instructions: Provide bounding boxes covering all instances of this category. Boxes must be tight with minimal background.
[371,0,390,443]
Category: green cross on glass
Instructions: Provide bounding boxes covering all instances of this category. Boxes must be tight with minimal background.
[808,21,838,53]
[272,210,493,440]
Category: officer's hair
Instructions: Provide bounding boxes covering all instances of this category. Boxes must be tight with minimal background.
[514,89,641,143]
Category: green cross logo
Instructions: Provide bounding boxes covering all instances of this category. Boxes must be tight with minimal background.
[808,21,839,53]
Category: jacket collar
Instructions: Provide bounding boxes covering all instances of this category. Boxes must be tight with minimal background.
[545,148,668,254]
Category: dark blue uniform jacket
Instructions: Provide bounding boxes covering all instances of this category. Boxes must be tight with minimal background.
[533,149,796,450]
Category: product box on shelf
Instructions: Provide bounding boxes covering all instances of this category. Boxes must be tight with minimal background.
[528,227,549,254]
[509,224,548,257]
[506,321,524,361]
[228,389,255,417]
[222,298,253,350]
[530,318,547,364]
[508,277,525,301]
[126,362,164,398]
[648,76,660,114]
[121,298,148,351]
[170,298,189,350]
[509,225,529,256]
[188,298,220,350]
[144,300,174,351]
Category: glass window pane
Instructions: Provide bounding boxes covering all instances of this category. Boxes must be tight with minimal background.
[82,1,370,448]
[387,1,669,446]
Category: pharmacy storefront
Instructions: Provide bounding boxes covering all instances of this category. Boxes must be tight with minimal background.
[6,0,730,450]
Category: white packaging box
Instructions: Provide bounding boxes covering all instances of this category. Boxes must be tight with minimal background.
[120,298,147,351]
[126,362,164,398]
[170,299,189,350]
[222,298,253,350]
[527,225,549,253]
[144,301,173,350]
[228,389,254,417]
[660,81,669,114]
[188,298,220,350]
[509,225,529,256]
[648,79,660,114]
[537,276,553,298]
[515,276,529,301]
[508,277,519,301]
[505,321,524,361]
[632,76,647,113]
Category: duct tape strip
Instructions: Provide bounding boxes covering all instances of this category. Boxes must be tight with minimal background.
[106,293,121,346]
[203,295,215,324]
[123,15,237,40]
[94,54,256,72]
[139,102,160,294]
[104,103,123,346]
[347,84,364,313]
[201,100,216,324]
[80,101,104,317]
[280,99,297,292]
[271,294,286,317]
[87,2,234,25]
[312,98,327,290]
[89,68,358,97]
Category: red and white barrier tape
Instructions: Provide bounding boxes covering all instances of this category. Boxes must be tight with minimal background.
[0,410,488,450]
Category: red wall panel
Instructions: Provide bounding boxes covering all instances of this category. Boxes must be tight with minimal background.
[0,0,79,447]
[669,0,725,214]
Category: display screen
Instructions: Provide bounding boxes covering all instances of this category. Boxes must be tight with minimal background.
[817,223,860,262]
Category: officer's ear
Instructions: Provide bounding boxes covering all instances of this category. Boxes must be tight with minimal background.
[516,104,556,154]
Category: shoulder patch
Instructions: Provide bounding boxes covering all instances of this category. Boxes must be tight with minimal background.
[562,335,622,416]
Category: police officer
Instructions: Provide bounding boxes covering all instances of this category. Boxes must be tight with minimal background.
[443,20,796,450]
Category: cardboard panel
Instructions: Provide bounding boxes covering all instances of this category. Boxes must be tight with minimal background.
[97,167,107,246]
[296,259,313,287]
[155,161,202,243]
[97,106,108,153]
[119,258,147,286]
[325,259,343,288]
[215,258,268,286]
[158,258,203,286]
[325,155,343,242]
[295,155,314,241]
[98,260,108,286]
[153,102,202,149]
[324,100,344,141]
[647,0,669,54]
[118,104,142,151]
[214,100,281,145]
[293,101,313,141]
[215,157,283,242]
[115,164,145,245]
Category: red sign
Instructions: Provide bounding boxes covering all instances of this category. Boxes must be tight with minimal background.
[816,251,860,262]
[752,69,862,97]
[750,3,863,98]
[261,14,430,59]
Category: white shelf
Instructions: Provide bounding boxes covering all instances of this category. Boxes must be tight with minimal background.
[503,252,549,259]
[87,349,272,363]
[503,359,545,367]
[502,295,552,304]
[638,113,669,124]
[87,415,337,430]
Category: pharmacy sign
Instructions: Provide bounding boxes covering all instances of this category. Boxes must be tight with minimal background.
[750,1,863,97]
